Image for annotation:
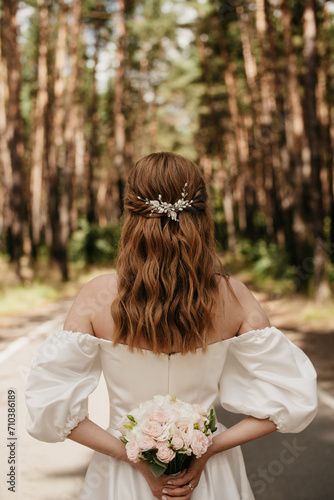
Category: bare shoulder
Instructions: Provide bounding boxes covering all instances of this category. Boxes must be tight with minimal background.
[82,271,117,292]
[63,272,118,334]
[69,272,117,305]
[225,275,271,335]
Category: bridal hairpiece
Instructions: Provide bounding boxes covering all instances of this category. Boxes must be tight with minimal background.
[136,182,194,222]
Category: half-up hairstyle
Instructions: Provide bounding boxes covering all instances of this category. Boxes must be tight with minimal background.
[110,152,231,356]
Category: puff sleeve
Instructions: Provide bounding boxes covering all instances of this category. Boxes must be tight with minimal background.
[24,330,102,443]
[219,326,318,433]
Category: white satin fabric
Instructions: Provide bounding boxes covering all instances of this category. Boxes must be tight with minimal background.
[24,326,318,500]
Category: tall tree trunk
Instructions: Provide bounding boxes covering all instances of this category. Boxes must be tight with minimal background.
[218,24,249,236]
[317,3,334,258]
[281,0,312,269]
[113,0,127,218]
[47,0,69,281]
[64,0,82,235]
[136,51,149,158]
[30,0,49,252]
[148,95,158,152]
[1,0,28,280]
[0,20,11,248]
[265,0,295,252]
[236,4,266,237]
[303,0,330,300]
[255,0,282,242]
[86,32,100,226]
[219,143,237,251]
[224,60,249,235]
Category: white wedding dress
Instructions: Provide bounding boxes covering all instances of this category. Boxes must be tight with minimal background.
[24,325,318,500]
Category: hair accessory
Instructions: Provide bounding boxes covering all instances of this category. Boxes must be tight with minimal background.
[136,182,194,222]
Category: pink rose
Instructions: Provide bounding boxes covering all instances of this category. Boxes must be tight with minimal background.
[140,420,163,438]
[170,431,184,450]
[156,444,176,463]
[150,409,169,424]
[191,430,209,458]
[137,434,156,452]
[178,425,193,447]
[125,440,140,462]
[155,440,169,450]
[141,419,164,438]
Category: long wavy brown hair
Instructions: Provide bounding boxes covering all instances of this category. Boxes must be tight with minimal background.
[110,152,232,356]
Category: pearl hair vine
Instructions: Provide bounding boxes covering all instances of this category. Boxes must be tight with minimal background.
[136,182,194,222]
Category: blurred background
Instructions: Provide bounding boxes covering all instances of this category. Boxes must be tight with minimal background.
[1,1,334,499]
[1,0,334,299]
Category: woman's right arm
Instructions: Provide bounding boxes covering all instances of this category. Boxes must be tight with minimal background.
[159,278,277,498]
[209,276,278,456]
[208,414,277,457]
[165,276,319,499]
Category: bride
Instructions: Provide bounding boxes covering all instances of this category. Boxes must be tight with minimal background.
[24,151,318,499]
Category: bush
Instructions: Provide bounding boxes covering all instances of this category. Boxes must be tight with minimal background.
[69,219,121,265]
[234,238,293,279]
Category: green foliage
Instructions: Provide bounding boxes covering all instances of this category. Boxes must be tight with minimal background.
[236,239,295,282]
[327,261,334,284]
[69,219,121,265]
[141,449,168,477]
[122,414,138,429]
[0,281,60,315]
[207,407,217,433]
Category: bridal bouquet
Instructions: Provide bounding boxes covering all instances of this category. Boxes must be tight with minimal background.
[118,394,217,477]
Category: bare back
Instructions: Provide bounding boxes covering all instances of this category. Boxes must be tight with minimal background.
[63,272,270,354]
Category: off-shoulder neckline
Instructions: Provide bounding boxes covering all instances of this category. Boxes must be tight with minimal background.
[58,325,280,355]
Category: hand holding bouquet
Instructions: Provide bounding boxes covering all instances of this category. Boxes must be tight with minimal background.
[118,394,217,477]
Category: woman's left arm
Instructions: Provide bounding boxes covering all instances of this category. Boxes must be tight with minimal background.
[67,417,130,462]
[63,276,171,490]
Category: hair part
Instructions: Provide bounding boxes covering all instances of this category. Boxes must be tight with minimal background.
[110,152,234,356]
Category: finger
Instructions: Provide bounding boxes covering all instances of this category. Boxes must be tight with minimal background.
[166,472,193,487]
[165,495,191,500]
[162,485,195,497]
[167,469,187,479]
[161,469,187,485]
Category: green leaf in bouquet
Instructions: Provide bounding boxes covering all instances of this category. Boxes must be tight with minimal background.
[208,407,217,432]
[141,451,168,477]
[152,454,168,468]
[148,460,168,477]
[127,414,137,424]
[123,422,136,430]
